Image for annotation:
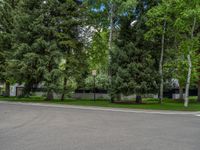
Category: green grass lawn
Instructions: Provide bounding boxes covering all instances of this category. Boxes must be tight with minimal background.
[0,96,200,111]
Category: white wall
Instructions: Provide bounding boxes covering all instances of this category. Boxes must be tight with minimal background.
[172,94,185,99]
[10,84,24,97]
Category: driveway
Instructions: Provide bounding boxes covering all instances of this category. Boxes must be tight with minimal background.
[0,102,200,150]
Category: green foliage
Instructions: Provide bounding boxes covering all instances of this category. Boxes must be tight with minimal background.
[111,14,158,96]
[0,0,11,81]
[146,0,200,83]
[56,0,88,96]
[10,0,87,98]
[87,31,109,71]
[0,0,199,102]
[12,0,61,95]
[85,73,109,89]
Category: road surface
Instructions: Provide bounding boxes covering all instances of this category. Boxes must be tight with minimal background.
[0,102,200,150]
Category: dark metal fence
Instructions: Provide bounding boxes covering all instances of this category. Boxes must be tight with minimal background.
[163,88,198,98]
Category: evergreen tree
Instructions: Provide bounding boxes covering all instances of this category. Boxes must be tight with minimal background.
[57,0,87,100]
[13,0,64,99]
[13,0,87,100]
[0,0,20,96]
[111,9,158,103]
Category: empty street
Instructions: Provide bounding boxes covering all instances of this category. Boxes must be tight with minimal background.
[0,102,200,150]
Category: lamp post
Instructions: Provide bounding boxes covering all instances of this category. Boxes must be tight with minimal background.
[92,70,97,101]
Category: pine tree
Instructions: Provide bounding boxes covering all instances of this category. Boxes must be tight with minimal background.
[0,0,20,96]
[110,0,159,103]
[52,0,87,100]
[13,0,87,100]
[13,0,63,99]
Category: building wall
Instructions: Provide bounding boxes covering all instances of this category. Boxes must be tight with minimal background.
[10,84,24,97]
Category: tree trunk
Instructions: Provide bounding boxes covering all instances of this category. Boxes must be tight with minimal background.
[136,95,142,104]
[184,54,192,107]
[46,90,53,101]
[108,1,114,103]
[23,82,33,97]
[116,93,121,101]
[159,20,166,104]
[5,81,10,97]
[198,80,200,102]
[179,86,184,101]
[184,17,196,108]
[110,92,115,103]
[61,77,67,101]
[108,2,113,55]
[198,52,200,102]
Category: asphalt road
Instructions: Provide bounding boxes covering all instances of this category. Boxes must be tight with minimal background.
[0,102,200,150]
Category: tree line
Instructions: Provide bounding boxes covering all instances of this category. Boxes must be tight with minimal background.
[0,0,199,107]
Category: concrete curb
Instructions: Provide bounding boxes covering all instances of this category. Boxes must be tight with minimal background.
[0,101,200,116]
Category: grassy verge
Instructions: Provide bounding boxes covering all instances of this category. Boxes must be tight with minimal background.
[0,96,200,111]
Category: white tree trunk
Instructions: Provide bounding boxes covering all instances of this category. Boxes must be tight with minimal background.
[108,1,114,68]
[184,54,192,107]
[198,79,200,102]
[159,20,166,103]
[108,1,114,102]
[184,17,196,107]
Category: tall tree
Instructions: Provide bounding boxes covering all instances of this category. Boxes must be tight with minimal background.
[146,0,173,103]
[86,0,137,102]
[147,0,200,106]
[172,0,200,107]
[13,0,87,100]
[13,0,64,99]
[0,0,20,96]
[56,0,87,100]
[197,45,200,103]
[198,73,200,102]
[111,0,158,103]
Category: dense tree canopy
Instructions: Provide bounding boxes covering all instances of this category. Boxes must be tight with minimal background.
[0,0,199,107]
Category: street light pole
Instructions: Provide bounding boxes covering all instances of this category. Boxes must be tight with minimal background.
[93,75,96,101]
[92,70,97,101]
